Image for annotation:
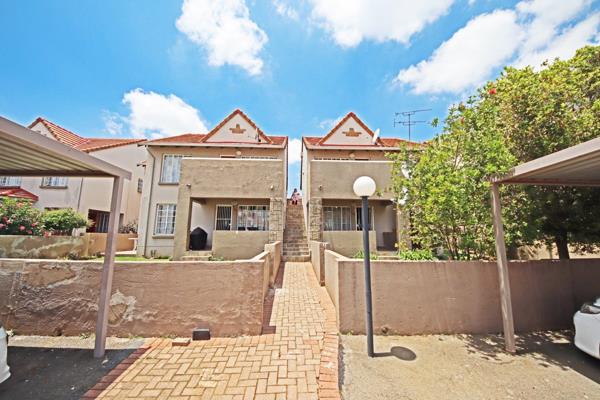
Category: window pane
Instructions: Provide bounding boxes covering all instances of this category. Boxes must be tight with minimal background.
[154,204,176,235]
[0,176,21,187]
[356,207,373,231]
[216,205,232,231]
[237,205,269,231]
[323,206,351,231]
[160,155,183,183]
[42,177,67,187]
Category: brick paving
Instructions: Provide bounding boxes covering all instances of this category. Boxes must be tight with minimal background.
[83,262,340,400]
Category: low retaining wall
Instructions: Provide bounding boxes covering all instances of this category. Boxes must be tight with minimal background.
[0,233,137,259]
[322,231,376,257]
[0,257,269,337]
[212,231,270,260]
[310,240,329,285]
[264,241,282,285]
[324,251,600,335]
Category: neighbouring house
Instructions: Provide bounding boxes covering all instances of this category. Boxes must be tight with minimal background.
[301,112,419,256]
[0,118,146,232]
[136,109,288,260]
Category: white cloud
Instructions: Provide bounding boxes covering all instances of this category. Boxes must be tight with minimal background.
[102,111,124,135]
[308,0,455,47]
[176,0,268,75]
[318,114,344,131]
[118,89,208,139]
[395,10,523,94]
[272,0,299,20]
[288,138,302,164]
[395,0,598,94]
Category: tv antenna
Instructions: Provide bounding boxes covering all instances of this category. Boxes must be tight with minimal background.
[394,109,431,141]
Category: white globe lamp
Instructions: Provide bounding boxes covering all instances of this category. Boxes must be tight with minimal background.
[353,176,376,198]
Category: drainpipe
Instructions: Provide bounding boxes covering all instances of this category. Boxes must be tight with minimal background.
[142,150,156,257]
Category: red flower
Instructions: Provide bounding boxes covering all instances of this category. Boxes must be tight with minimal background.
[19,225,25,231]
[27,230,32,235]
[31,222,37,227]
[0,223,4,229]
[488,88,497,95]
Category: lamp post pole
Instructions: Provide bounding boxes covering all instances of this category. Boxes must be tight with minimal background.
[353,175,377,358]
[361,195,375,357]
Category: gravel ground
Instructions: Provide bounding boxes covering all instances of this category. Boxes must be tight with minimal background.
[0,335,144,400]
[341,331,600,400]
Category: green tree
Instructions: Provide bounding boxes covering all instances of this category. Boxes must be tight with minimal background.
[41,208,89,235]
[0,197,44,235]
[491,45,600,258]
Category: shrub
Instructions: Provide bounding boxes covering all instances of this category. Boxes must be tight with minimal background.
[41,208,89,235]
[352,250,379,260]
[0,198,43,235]
[397,249,434,261]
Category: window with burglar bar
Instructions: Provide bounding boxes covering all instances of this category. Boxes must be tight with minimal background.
[0,176,21,187]
[215,205,232,231]
[154,204,176,235]
[41,177,68,187]
[355,207,374,231]
[323,206,352,231]
[237,205,269,231]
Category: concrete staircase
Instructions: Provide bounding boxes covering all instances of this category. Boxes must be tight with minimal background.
[283,200,311,262]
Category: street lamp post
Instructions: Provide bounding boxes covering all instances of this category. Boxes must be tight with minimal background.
[353,176,376,357]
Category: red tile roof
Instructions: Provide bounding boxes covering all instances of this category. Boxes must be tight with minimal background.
[0,187,38,202]
[28,117,146,153]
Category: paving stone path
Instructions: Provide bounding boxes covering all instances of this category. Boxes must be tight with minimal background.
[84,262,340,400]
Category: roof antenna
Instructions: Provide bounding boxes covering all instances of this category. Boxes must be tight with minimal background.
[394,109,431,141]
[372,128,380,144]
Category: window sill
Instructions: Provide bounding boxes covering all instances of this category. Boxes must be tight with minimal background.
[40,186,68,189]
[157,182,179,186]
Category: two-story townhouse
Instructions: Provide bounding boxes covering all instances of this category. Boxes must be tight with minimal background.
[136,109,288,260]
[0,118,146,231]
[301,112,419,256]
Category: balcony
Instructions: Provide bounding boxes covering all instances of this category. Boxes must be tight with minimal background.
[180,157,285,199]
[309,160,394,200]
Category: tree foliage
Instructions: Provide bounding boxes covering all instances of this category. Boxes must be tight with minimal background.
[41,208,89,235]
[389,45,600,260]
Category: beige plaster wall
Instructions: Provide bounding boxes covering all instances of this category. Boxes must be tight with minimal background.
[0,235,89,259]
[0,258,269,337]
[264,241,282,286]
[212,231,270,260]
[309,160,394,200]
[324,255,600,335]
[86,233,138,255]
[322,231,376,257]
[310,240,329,286]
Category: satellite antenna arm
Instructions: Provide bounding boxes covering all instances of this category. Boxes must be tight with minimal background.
[372,128,380,144]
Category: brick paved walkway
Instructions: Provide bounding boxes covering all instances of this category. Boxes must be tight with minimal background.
[83,262,340,400]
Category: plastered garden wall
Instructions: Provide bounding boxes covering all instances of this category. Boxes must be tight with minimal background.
[0,258,269,337]
[323,252,600,335]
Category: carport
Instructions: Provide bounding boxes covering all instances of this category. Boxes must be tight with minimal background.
[0,116,131,358]
[490,136,600,352]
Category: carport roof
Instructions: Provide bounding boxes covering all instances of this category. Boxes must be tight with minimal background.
[0,116,131,179]
[492,136,600,186]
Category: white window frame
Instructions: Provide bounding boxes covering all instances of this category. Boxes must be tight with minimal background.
[237,205,269,231]
[0,176,22,187]
[160,154,185,184]
[154,204,177,236]
[41,177,68,188]
[215,204,233,231]
[323,206,352,231]
[355,206,374,231]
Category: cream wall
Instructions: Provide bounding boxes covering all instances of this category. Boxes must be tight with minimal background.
[13,121,146,226]
[321,118,375,146]
[137,145,286,258]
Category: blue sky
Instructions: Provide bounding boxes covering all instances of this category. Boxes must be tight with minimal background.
[1,0,598,192]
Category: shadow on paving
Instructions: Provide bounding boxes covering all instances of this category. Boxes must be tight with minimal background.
[0,346,136,400]
[460,330,600,384]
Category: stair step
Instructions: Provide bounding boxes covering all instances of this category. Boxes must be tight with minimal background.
[283,255,311,262]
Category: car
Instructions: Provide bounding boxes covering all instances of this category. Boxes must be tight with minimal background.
[0,324,9,384]
[574,296,600,359]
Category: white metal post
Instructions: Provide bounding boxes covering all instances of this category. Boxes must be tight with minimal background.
[490,183,516,353]
[94,176,124,358]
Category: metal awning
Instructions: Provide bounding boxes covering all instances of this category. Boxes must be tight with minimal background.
[490,135,600,353]
[0,116,130,358]
[492,137,600,186]
[0,116,130,179]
